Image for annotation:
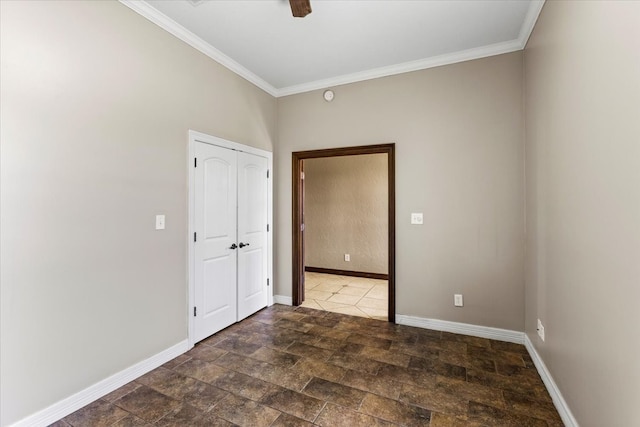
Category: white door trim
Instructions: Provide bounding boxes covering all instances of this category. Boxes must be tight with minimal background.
[187,130,273,349]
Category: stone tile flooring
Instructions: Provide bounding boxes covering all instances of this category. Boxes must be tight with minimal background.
[52,305,563,426]
[301,272,388,321]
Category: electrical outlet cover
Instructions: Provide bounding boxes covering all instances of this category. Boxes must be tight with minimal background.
[454,294,463,307]
[537,319,545,341]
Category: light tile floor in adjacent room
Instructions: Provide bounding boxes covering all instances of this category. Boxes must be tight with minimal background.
[300,272,388,321]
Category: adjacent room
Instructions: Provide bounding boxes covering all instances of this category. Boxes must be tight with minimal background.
[1,1,638,426]
[300,153,390,320]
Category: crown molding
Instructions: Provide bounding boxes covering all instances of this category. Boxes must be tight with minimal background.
[120,0,545,98]
[118,0,278,97]
[277,0,545,96]
[276,38,523,97]
[519,0,545,49]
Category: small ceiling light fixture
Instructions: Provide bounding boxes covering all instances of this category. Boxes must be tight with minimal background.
[323,90,334,102]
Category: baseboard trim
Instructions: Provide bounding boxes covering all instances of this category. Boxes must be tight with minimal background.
[524,334,579,427]
[395,315,524,344]
[273,295,293,306]
[10,340,189,427]
[395,315,577,425]
[305,266,388,280]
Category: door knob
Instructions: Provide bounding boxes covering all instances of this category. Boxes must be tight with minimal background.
[229,243,237,250]
[239,242,250,248]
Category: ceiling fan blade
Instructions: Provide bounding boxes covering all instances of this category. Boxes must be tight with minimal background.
[289,0,312,18]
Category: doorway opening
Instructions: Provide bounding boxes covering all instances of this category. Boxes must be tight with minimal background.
[292,144,395,322]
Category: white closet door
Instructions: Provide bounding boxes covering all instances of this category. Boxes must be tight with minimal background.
[237,151,269,320]
[194,142,237,342]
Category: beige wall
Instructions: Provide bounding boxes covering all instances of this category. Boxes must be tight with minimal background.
[277,52,525,331]
[0,1,276,425]
[8,1,636,424]
[304,154,388,275]
[524,2,640,425]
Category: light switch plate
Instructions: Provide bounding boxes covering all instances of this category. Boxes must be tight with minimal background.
[155,215,166,230]
[411,213,424,225]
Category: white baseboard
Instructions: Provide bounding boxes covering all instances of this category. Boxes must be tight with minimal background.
[524,334,579,427]
[10,340,189,427]
[396,314,524,344]
[7,313,576,427]
[273,295,292,305]
[394,315,577,426]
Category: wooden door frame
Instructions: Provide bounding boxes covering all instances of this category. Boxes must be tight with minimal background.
[292,143,396,322]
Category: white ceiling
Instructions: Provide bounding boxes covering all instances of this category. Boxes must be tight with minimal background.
[121,0,544,97]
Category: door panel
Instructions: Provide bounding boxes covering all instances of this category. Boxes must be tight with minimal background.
[242,248,263,297]
[194,142,237,342]
[204,159,232,239]
[237,151,268,320]
[203,256,233,314]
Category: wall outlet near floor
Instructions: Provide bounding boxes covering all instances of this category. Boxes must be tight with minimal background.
[454,294,463,307]
[344,254,350,262]
[537,318,545,341]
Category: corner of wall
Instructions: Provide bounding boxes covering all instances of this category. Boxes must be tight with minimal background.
[524,335,579,427]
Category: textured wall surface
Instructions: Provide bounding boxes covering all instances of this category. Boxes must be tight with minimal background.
[524,2,640,425]
[0,2,276,425]
[304,154,388,274]
[276,52,525,331]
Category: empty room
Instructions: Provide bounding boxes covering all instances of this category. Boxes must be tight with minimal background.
[1,1,638,426]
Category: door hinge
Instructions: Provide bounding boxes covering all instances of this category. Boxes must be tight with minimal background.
[194,158,197,168]
[194,232,197,242]
[301,171,305,180]
[301,223,305,231]
[267,278,270,287]
[267,224,269,232]
[267,169,269,178]
[194,306,197,317]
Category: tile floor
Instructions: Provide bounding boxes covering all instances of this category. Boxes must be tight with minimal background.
[300,272,388,321]
[52,305,562,427]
